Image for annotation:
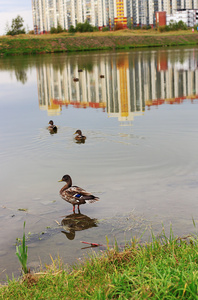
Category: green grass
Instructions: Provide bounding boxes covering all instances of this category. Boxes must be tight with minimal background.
[1,228,198,299]
[1,29,198,56]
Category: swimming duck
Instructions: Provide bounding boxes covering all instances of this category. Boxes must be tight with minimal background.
[74,129,86,142]
[48,120,57,133]
[58,175,99,213]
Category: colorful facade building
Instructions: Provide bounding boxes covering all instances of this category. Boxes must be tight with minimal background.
[32,0,198,33]
[114,0,128,28]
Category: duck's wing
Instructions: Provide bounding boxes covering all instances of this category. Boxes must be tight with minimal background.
[68,186,99,202]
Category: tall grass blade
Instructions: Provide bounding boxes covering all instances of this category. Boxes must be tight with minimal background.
[106,236,110,250]
[15,221,28,274]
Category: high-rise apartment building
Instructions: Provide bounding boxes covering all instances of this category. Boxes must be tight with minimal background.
[114,0,128,28]
[32,0,198,33]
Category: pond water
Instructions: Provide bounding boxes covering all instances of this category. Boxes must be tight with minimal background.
[1,48,198,282]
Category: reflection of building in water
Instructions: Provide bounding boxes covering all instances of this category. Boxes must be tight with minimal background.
[37,50,198,122]
[145,50,198,108]
[106,55,145,125]
[37,66,62,116]
[37,61,107,115]
[37,55,145,123]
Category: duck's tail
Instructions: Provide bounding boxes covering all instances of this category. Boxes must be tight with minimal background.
[85,196,99,203]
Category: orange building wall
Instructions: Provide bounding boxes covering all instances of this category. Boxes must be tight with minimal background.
[156,11,166,26]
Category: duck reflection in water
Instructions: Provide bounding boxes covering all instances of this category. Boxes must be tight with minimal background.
[61,213,98,240]
[48,120,58,134]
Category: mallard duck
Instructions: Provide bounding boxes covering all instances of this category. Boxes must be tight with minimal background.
[48,120,57,133]
[73,77,79,82]
[100,75,105,78]
[74,129,86,141]
[58,175,99,213]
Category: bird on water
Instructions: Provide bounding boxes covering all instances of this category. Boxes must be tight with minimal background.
[48,120,57,133]
[74,129,86,142]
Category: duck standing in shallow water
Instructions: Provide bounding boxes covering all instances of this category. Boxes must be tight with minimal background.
[58,175,99,213]
[48,120,57,134]
[74,129,86,143]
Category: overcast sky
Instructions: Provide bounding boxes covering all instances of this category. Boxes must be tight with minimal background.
[0,0,33,36]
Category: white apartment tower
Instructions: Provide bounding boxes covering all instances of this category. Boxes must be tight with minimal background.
[32,0,198,33]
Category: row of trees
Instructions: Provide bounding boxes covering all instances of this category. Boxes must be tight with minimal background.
[5,16,107,35]
[4,15,197,36]
[158,20,188,32]
[50,21,150,33]
[50,20,99,34]
[50,20,151,33]
[50,20,192,34]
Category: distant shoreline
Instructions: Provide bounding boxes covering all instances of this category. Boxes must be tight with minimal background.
[1,30,198,56]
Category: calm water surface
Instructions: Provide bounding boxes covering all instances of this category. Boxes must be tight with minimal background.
[1,48,198,282]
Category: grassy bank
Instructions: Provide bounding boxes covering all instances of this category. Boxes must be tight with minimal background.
[1,231,198,299]
[1,29,198,56]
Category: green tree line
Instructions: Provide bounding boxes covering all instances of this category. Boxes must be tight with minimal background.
[4,15,197,36]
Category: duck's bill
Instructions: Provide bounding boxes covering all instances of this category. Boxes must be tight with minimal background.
[58,179,63,182]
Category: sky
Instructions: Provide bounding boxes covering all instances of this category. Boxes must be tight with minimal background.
[0,0,33,36]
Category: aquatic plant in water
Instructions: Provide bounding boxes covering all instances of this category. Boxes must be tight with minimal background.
[16,221,28,274]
